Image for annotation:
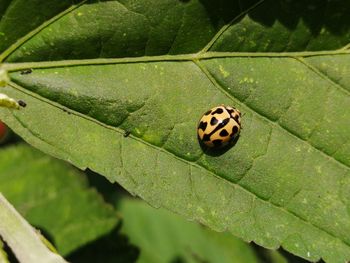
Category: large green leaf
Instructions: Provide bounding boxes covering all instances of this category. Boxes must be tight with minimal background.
[0,1,349,262]
[0,144,119,255]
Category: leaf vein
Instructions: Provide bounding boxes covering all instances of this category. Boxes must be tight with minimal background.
[295,57,350,97]
[237,125,272,184]
[3,50,350,73]
[199,0,266,53]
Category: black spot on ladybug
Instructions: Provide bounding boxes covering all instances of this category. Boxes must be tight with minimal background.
[212,139,222,146]
[226,108,234,114]
[234,115,240,122]
[232,126,239,134]
[198,121,207,131]
[209,118,230,137]
[204,110,212,115]
[203,134,211,141]
[18,100,26,107]
[219,129,229,137]
[218,118,230,128]
[211,108,224,115]
[210,117,218,125]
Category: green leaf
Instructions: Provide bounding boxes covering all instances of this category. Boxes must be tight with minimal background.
[0,144,119,255]
[118,198,259,263]
[0,1,350,262]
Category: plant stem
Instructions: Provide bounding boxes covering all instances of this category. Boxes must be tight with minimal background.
[0,193,67,263]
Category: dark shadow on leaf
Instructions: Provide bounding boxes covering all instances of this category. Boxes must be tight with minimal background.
[247,0,350,36]
[279,247,325,263]
[0,125,22,147]
[31,225,56,250]
[66,223,139,263]
[251,242,325,263]
[199,0,350,37]
[199,134,240,157]
[197,0,243,26]
[0,0,12,20]
[170,256,187,263]
[85,169,132,206]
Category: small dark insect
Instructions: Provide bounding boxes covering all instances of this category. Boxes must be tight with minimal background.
[18,100,27,108]
[123,131,131,137]
[62,108,71,114]
[20,69,33,75]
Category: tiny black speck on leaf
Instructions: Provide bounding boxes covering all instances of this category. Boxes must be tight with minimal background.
[62,108,71,114]
[18,100,26,107]
[20,69,33,75]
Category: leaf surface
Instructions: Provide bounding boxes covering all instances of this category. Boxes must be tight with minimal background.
[0,1,350,262]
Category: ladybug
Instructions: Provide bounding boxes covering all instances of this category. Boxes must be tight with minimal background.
[197,105,241,148]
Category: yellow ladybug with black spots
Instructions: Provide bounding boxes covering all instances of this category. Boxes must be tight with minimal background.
[197,105,241,148]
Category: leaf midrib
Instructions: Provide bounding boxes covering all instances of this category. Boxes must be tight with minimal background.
[2,50,350,72]
[7,80,350,251]
[4,51,350,172]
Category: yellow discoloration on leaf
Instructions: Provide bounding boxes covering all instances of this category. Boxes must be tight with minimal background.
[219,65,230,78]
[239,77,255,84]
[197,207,205,213]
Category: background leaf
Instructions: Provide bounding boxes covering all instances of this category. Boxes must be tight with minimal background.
[0,144,119,255]
[0,1,349,262]
[118,198,260,263]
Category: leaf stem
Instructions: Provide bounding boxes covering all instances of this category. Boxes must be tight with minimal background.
[0,240,9,263]
[0,193,67,263]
